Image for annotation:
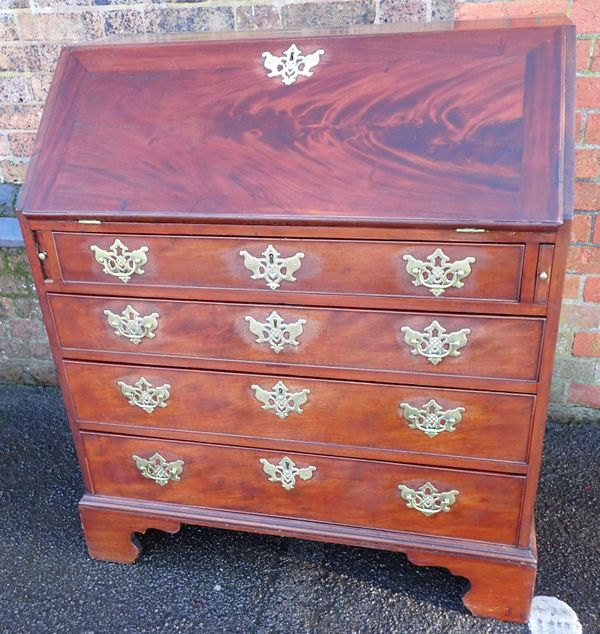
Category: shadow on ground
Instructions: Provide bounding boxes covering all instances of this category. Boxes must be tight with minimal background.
[0,384,598,634]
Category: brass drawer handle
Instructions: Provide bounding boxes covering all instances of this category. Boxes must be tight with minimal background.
[104,304,159,345]
[118,377,171,413]
[398,482,459,517]
[132,452,184,487]
[90,238,148,283]
[399,399,464,438]
[262,44,324,86]
[245,310,306,353]
[239,244,304,290]
[260,456,316,490]
[251,381,310,420]
[403,248,475,297]
[401,320,470,366]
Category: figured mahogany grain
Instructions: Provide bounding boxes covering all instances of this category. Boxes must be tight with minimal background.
[49,294,544,382]
[52,232,524,303]
[82,432,524,545]
[64,360,534,465]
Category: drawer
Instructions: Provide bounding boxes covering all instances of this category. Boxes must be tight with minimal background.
[82,432,524,545]
[52,233,524,302]
[65,361,534,465]
[50,295,544,383]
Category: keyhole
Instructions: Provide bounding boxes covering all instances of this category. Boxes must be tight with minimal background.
[269,253,275,264]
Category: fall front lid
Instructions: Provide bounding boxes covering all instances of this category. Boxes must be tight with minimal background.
[18,18,573,226]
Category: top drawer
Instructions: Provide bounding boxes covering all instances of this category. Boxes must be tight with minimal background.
[50,233,523,303]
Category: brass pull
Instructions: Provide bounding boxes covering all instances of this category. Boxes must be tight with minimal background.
[251,381,310,420]
[260,456,316,490]
[132,452,184,486]
[38,251,47,261]
[262,44,324,86]
[245,310,306,353]
[90,238,148,283]
[239,244,304,290]
[403,248,475,297]
[398,482,459,516]
[539,271,549,281]
[401,320,470,366]
[399,399,464,438]
[104,305,159,345]
[118,377,171,413]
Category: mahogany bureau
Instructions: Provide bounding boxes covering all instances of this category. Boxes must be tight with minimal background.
[18,17,574,623]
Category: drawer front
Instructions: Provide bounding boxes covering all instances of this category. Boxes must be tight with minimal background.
[53,233,523,302]
[50,295,544,382]
[66,361,534,464]
[82,432,524,545]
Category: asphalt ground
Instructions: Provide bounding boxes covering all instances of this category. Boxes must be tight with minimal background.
[0,384,598,634]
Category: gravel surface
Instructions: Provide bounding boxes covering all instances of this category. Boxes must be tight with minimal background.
[0,384,598,634]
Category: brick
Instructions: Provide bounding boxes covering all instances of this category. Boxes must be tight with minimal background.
[559,303,600,329]
[562,274,582,300]
[552,356,596,384]
[571,0,600,35]
[147,7,235,34]
[8,318,45,340]
[568,383,600,408]
[0,105,43,131]
[571,213,593,242]
[30,74,53,103]
[0,76,33,105]
[0,14,18,42]
[575,149,600,179]
[576,39,591,72]
[282,2,375,28]
[30,361,58,386]
[555,327,574,356]
[7,133,35,158]
[378,0,426,23]
[0,135,8,159]
[594,218,600,244]
[431,0,453,21]
[572,332,600,357]
[574,181,600,211]
[0,296,40,319]
[0,338,50,360]
[0,0,28,8]
[35,0,92,7]
[0,45,40,73]
[103,9,146,37]
[576,77,600,110]
[583,276,600,302]
[592,41,600,72]
[455,1,568,21]
[586,113,600,145]
[0,160,28,183]
[235,6,281,31]
[16,12,103,42]
[36,44,63,73]
[567,246,600,274]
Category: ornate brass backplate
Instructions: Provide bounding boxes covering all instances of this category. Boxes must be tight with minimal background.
[104,304,159,345]
[259,456,316,490]
[403,248,476,297]
[131,452,184,486]
[90,238,148,283]
[239,244,304,290]
[398,481,459,517]
[251,381,311,420]
[399,399,465,438]
[400,320,470,365]
[245,310,306,353]
[118,377,171,413]
[262,44,324,85]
